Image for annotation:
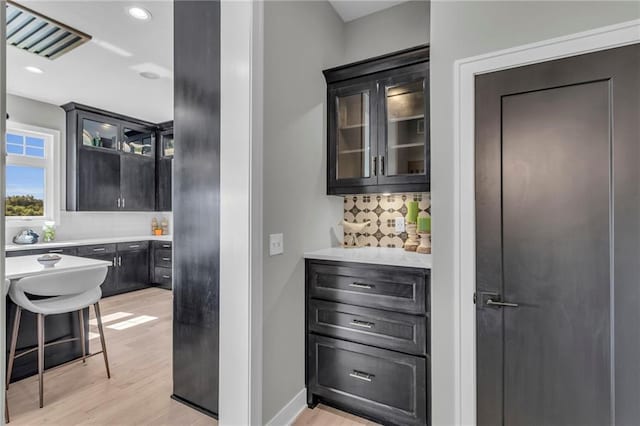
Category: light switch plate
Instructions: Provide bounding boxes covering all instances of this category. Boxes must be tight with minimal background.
[395,217,405,233]
[269,233,284,256]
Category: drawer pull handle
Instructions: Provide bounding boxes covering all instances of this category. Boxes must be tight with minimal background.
[48,249,63,253]
[129,244,140,248]
[162,275,171,279]
[93,248,106,252]
[349,370,374,382]
[162,257,171,261]
[349,320,374,329]
[349,282,373,289]
[162,244,171,248]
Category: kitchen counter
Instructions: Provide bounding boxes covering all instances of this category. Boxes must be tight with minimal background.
[304,247,432,269]
[6,235,172,252]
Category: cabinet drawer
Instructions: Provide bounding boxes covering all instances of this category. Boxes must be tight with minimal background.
[153,240,172,250]
[77,244,116,256]
[26,247,78,256]
[309,300,427,356]
[155,249,172,267]
[308,261,428,314]
[308,335,427,426]
[117,241,149,251]
[154,267,172,285]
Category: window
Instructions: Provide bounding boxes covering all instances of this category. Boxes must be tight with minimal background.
[5,123,59,222]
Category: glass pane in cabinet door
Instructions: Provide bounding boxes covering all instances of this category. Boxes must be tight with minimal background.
[163,133,174,157]
[122,127,154,157]
[385,79,426,176]
[82,119,118,150]
[336,92,370,180]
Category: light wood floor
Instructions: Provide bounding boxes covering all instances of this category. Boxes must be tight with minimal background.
[294,404,379,426]
[7,287,214,425]
[7,287,371,425]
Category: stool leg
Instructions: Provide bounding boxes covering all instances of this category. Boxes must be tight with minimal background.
[6,307,21,390]
[93,303,111,379]
[78,310,86,364]
[5,393,9,424]
[37,313,45,409]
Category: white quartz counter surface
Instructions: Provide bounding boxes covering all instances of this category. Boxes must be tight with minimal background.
[6,235,172,252]
[6,254,112,280]
[304,247,432,269]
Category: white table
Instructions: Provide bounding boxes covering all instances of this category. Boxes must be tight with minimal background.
[5,254,111,281]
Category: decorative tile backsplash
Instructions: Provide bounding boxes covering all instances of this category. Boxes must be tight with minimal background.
[343,193,430,248]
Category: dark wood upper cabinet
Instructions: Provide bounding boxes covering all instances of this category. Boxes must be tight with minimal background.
[156,122,173,212]
[121,154,156,211]
[323,45,429,195]
[77,148,121,211]
[63,103,158,211]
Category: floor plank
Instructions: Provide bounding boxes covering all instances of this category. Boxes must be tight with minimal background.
[7,287,215,425]
[294,404,379,426]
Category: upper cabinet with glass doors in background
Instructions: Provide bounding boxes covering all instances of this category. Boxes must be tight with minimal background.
[323,45,429,195]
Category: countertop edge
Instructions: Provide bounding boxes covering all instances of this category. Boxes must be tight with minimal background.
[6,235,172,252]
[304,247,432,269]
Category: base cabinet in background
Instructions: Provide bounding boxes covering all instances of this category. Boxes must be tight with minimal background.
[150,240,173,290]
[6,239,162,297]
[116,241,150,293]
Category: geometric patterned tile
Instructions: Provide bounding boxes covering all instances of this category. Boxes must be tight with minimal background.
[344,192,431,247]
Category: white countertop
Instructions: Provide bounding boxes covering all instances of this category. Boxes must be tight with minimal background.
[6,254,112,280]
[304,247,432,269]
[6,235,172,252]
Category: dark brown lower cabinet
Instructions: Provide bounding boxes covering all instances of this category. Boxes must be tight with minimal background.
[306,260,430,426]
[116,241,150,293]
[150,240,172,290]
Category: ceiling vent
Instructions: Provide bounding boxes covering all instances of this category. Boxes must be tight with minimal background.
[5,0,91,60]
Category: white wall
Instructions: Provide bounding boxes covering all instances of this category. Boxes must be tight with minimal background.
[5,94,171,243]
[262,1,345,421]
[429,2,640,425]
[262,1,429,422]
[344,0,429,63]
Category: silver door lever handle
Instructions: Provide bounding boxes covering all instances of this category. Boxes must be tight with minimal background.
[486,298,519,308]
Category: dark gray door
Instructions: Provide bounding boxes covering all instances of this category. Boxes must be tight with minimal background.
[475,44,640,426]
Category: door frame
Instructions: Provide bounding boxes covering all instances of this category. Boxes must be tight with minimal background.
[452,18,640,426]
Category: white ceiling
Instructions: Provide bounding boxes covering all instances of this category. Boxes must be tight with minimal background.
[328,0,409,22]
[7,0,173,123]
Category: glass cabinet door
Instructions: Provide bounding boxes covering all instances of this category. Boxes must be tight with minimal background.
[81,117,119,151]
[380,73,428,179]
[122,126,154,157]
[161,131,174,157]
[330,82,377,189]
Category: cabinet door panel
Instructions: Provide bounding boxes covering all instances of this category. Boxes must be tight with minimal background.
[122,124,155,157]
[117,248,149,292]
[328,80,378,194]
[157,157,172,211]
[377,63,429,188]
[78,149,121,211]
[121,155,155,211]
[77,252,118,297]
[78,111,120,152]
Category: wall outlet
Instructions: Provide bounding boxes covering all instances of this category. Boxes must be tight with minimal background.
[269,233,284,256]
[395,217,405,233]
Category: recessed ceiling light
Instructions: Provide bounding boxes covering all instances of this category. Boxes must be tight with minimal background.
[128,6,151,21]
[25,66,43,74]
[139,71,160,80]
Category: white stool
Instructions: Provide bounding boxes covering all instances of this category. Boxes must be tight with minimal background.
[6,266,111,409]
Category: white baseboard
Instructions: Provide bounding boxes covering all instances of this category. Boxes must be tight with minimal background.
[266,388,307,426]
